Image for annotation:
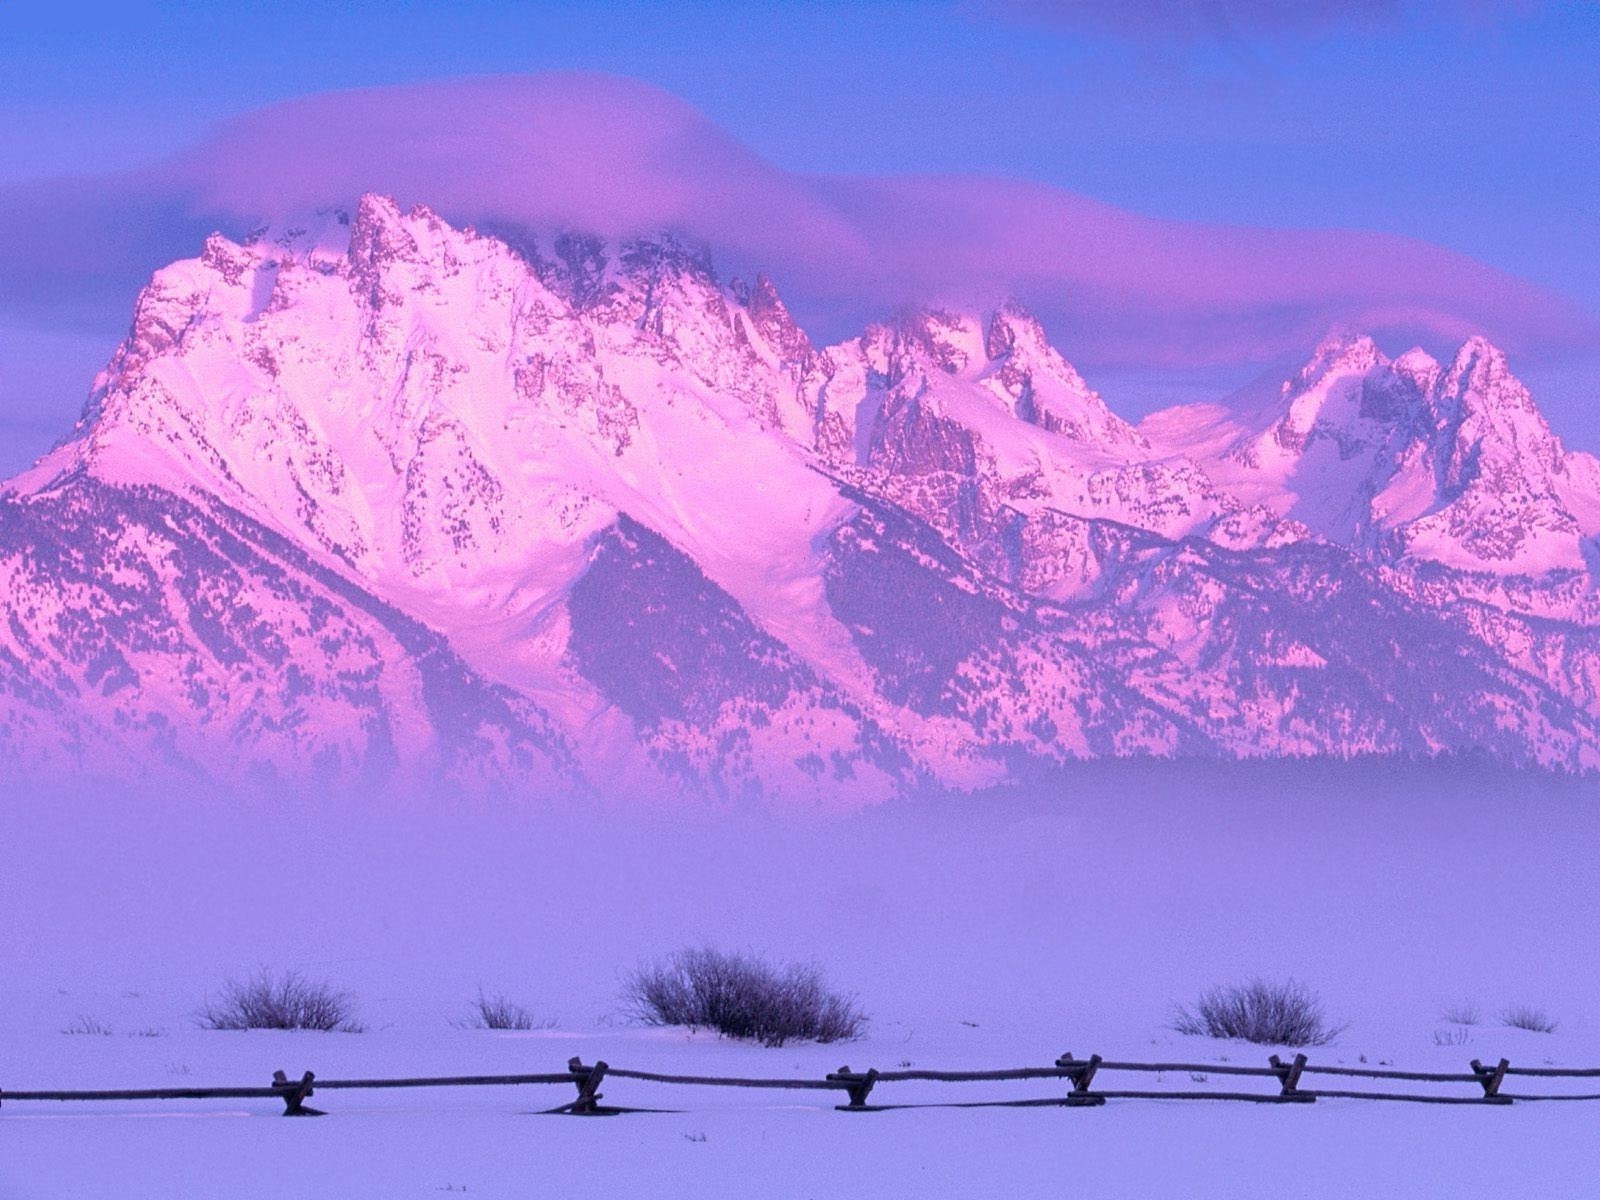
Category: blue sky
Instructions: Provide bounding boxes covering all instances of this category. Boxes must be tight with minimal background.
[1,0,1596,468]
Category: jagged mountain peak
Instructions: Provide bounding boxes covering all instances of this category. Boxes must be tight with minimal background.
[1415,334,1581,532]
[983,301,1043,360]
[1212,330,1403,470]
[522,225,721,315]
[618,229,720,282]
[349,191,422,256]
[9,202,1600,793]
[1287,330,1388,397]
[1146,327,1600,576]
[1450,332,1508,373]
[53,211,1591,591]
[839,303,1147,456]
[857,307,987,379]
[1391,346,1442,395]
[731,272,816,368]
[1257,328,1550,451]
[979,303,1147,452]
[1436,335,1543,425]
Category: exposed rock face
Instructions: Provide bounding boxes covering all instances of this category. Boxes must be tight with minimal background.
[6,196,1600,798]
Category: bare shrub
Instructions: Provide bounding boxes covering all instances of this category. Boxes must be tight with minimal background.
[1432,1027,1471,1047]
[624,947,866,1047]
[1440,1000,1480,1026]
[1171,979,1343,1047]
[196,970,363,1032]
[61,1015,112,1035]
[1500,1005,1558,1034]
[458,990,551,1031]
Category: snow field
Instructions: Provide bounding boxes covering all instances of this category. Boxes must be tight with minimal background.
[4,761,1598,1197]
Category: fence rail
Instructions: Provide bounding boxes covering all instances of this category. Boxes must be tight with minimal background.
[4,1051,1595,1117]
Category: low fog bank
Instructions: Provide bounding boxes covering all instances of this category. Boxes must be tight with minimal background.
[6,758,1596,1051]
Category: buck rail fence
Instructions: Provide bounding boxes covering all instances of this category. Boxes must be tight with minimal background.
[6,1053,1600,1117]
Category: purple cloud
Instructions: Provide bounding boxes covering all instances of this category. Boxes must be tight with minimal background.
[0,72,1592,370]
[989,0,1532,41]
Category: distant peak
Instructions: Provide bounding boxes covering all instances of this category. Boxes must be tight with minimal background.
[347,194,463,262]
[351,192,407,237]
[199,231,256,286]
[983,301,1048,361]
[857,308,986,377]
[731,272,781,307]
[1439,336,1517,399]
[890,306,973,337]
[1290,331,1386,393]
[734,273,814,365]
[619,231,718,283]
[543,231,612,311]
[1446,335,1511,384]
[1434,335,1544,432]
[347,194,426,307]
[1391,346,1441,380]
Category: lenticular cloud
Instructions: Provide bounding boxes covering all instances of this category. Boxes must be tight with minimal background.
[0,71,1593,367]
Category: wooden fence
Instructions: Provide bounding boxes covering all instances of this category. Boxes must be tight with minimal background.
[7,1051,1600,1117]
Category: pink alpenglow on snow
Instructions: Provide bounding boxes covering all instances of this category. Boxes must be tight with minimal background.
[3,199,1600,796]
[3,25,1599,1200]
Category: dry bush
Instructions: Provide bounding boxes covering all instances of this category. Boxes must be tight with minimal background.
[1500,1005,1558,1034]
[459,990,551,1031]
[1440,1000,1481,1026]
[197,970,363,1032]
[61,1015,112,1036]
[1172,979,1343,1047]
[624,947,865,1048]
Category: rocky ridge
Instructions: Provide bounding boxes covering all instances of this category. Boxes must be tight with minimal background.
[4,195,1600,799]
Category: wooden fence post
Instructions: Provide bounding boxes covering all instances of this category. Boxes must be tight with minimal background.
[1056,1052,1102,1101]
[830,1066,879,1110]
[1268,1054,1307,1097]
[272,1070,322,1116]
[566,1058,609,1115]
[1471,1058,1510,1099]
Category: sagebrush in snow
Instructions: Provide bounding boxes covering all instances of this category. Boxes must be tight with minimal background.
[1440,1000,1481,1026]
[1500,1004,1558,1033]
[61,1015,113,1036]
[1171,979,1343,1047]
[196,970,363,1032]
[459,990,550,1031]
[624,947,865,1047]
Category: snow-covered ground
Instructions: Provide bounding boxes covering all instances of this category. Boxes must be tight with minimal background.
[5,761,1599,1197]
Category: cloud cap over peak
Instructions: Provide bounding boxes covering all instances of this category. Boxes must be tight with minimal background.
[0,71,1593,370]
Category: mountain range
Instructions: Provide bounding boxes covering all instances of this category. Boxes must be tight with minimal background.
[5,194,1599,801]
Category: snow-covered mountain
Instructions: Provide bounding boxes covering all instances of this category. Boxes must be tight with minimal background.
[1142,331,1600,576]
[5,195,1600,798]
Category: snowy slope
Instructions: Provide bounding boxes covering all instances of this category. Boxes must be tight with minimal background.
[5,197,1600,791]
